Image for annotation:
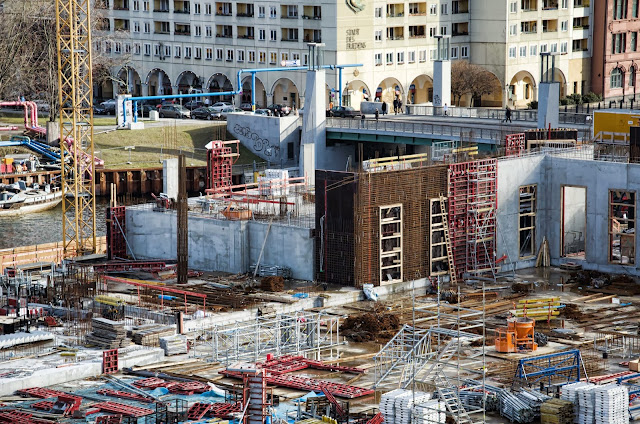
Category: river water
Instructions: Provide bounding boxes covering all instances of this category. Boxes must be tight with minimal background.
[0,198,109,249]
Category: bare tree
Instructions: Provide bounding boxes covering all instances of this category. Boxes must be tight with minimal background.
[450,61,502,107]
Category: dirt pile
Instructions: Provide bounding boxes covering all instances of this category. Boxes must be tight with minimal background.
[562,303,585,320]
[260,276,285,292]
[340,306,400,342]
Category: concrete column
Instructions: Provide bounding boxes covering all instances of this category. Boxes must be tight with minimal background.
[111,80,120,98]
[537,83,560,129]
[141,83,149,96]
[128,68,135,94]
[299,69,326,186]
[46,121,59,146]
[433,60,451,112]
[163,158,179,200]
[158,72,164,95]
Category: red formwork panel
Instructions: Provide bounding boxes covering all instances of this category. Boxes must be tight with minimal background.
[96,416,123,424]
[96,389,154,403]
[447,159,498,280]
[16,387,65,399]
[505,133,526,157]
[102,349,118,374]
[208,402,243,419]
[88,402,153,417]
[106,206,126,260]
[207,141,235,192]
[187,403,213,420]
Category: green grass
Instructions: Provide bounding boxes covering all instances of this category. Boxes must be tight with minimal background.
[94,123,260,169]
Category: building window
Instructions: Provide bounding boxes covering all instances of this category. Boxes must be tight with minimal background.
[133,21,140,32]
[408,50,415,63]
[269,6,276,18]
[270,30,277,41]
[375,7,382,17]
[194,3,200,13]
[184,46,191,58]
[375,30,382,41]
[540,43,547,53]
[205,47,212,60]
[133,0,139,10]
[510,1,517,12]
[441,3,447,14]
[561,20,568,31]
[214,47,222,60]
[630,66,636,87]
[562,0,567,7]
[519,185,537,258]
[613,33,627,54]
[379,205,403,284]
[429,48,437,60]
[134,43,141,55]
[144,22,150,33]
[634,0,639,18]
[144,43,150,55]
[143,0,149,11]
[509,46,517,58]
[461,46,468,58]
[509,24,517,36]
[386,52,393,64]
[560,42,568,53]
[195,46,202,59]
[205,3,211,14]
[153,44,160,56]
[451,47,458,59]
[397,51,404,64]
[259,51,266,63]
[611,67,623,88]
[530,45,537,56]
[440,25,447,36]
[248,50,255,62]
[258,6,265,17]
[633,32,638,52]
[429,4,437,14]
[520,46,527,57]
[115,42,122,54]
[609,190,635,264]
[269,51,277,64]
[429,27,437,37]
[237,50,244,62]
[225,48,233,61]
[195,25,201,36]
[258,29,266,40]
[162,44,169,56]
[174,45,181,57]
[281,51,289,62]
[287,5,298,18]
[614,0,628,20]
[550,43,557,53]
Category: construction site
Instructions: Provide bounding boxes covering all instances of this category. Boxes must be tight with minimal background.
[3,2,640,422]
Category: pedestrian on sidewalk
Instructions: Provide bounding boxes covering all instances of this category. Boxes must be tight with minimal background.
[443,103,448,116]
[375,108,379,122]
[505,106,512,123]
[382,102,387,115]
[361,112,366,128]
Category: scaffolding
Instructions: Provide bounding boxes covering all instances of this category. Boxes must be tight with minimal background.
[191,311,344,364]
[447,159,497,280]
[505,133,526,157]
[373,284,487,424]
[206,140,240,192]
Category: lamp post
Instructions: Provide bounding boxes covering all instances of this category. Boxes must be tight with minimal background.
[124,146,135,164]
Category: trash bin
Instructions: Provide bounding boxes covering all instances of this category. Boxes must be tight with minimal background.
[149,110,159,121]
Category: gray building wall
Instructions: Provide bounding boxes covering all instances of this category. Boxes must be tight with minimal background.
[126,207,314,280]
[498,155,640,275]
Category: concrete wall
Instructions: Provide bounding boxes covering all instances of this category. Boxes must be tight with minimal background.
[227,114,300,166]
[126,207,314,280]
[498,155,640,275]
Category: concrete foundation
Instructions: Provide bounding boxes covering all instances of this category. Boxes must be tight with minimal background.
[163,158,178,200]
[126,205,314,280]
[498,153,640,275]
[537,82,560,129]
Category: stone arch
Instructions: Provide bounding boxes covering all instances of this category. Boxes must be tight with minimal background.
[175,71,203,94]
[377,77,404,107]
[271,78,299,108]
[509,70,536,108]
[241,75,267,107]
[473,70,503,107]
[115,66,142,96]
[344,80,371,109]
[542,68,567,99]
[207,73,234,103]
[93,64,114,100]
[408,74,433,105]
[145,68,172,96]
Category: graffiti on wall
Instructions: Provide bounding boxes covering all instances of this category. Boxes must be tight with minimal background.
[233,124,281,158]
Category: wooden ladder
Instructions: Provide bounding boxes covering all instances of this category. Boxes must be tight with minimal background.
[439,195,457,286]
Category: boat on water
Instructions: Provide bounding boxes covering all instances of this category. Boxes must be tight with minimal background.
[0,181,62,215]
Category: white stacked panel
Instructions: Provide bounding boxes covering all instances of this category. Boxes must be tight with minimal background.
[593,384,629,424]
[575,384,597,424]
[561,382,593,424]
[412,400,446,424]
[380,389,407,423]
[395,391,432,424]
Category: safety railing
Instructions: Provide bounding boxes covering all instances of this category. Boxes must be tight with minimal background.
[405,105,591,125]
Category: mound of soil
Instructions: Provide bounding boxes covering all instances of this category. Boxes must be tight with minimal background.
[261,276,285,292]
[340,308,400,342]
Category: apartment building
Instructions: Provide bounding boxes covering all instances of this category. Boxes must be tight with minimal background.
[99,0,592,109]
[592,0,640,100]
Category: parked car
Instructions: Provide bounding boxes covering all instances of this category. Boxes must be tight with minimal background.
[267,104,291,116]
[33,100,51,113]
[138,104,155,117]
[157,100,177,109]
[240,102,253,111]
[329,106,362,118]
[216,106,244,120]
[184,100,204,110]
[93,104,108,115]
[254,108,271,116]
[191,106,217,120]
[210,102,232,113]
[159,104,190,119]
[100,99,117,114]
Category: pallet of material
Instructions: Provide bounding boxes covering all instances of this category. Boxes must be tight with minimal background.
[541,398,574,424]
[159,335,188,356]
[130,324,175,346]
[86,317,129,349]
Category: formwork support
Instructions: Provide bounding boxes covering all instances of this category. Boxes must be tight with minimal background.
[505,133,526,157]
[206,140,240,191]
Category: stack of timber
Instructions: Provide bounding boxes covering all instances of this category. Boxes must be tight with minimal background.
[540,398,574,424]
[536,236,550,267]
[159,335,188,356]
[86,318,129,349]
[130,324,175,346]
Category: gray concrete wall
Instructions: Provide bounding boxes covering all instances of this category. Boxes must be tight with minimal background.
[227,114,300,165]
[126,207,314,280]
[498,155,640,275]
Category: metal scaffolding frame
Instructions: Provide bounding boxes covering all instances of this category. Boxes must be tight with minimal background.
[373,283,487,424]
[191,311,344,364]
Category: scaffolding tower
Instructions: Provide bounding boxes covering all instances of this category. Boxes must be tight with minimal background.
[206,140,240,192]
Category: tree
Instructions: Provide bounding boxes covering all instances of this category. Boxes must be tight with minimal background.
[450,61,502,107]
[0,0,130,120]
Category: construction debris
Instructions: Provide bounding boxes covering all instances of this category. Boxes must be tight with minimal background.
[159,335,188,356]
[340,306,400,342]
[86,318,129,349]
[130,324,175,346]
[260,276,285,292]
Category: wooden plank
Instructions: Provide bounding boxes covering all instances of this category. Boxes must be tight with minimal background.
[584,294,617,303]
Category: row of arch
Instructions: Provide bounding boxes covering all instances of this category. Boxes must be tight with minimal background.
[97,65,569,109]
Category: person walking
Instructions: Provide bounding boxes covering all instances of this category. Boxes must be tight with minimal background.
[360,112,366,128]
[393,98,398,114]
[443,103,448,116]
[381,101,387,116]
[505,106,512,123]
[375,108,379,122]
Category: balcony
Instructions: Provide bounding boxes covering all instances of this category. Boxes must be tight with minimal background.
[114,19,130,30]
[303,5,321,19]
[96,0,109,9]
[573,17,589,29]
[408,2,427,15]
[521,21,537,34]
[237,26,254,39]
[174,23,190,35]
[237,3,254,17]
[543,19,558,33]
[216,33,232,38]
[387,27,404,40]
[113,0,129,10]
[153,0,169,12]
[452,22,469,36]
[303,29,321,43]
[521,0,537,11]
[451,0,468,13]
[409,25,426,38]
[281,5,298,18]
[215,2,232,15]
[573,0,589,7]
[542,0,558,9]
[155,21,171,33]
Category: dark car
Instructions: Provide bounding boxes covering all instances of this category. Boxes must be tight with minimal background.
[158,104,190,119]
[240,102,253,111]
[267,104,292,116]
[191,106,217,120]
[93,104,108,115]
[254,108,271,116]
[184,100,204,110]
[138,104,155,117]
[329,106,362,118]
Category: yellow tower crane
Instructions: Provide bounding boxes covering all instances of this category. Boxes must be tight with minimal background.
[55,0,97,256]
